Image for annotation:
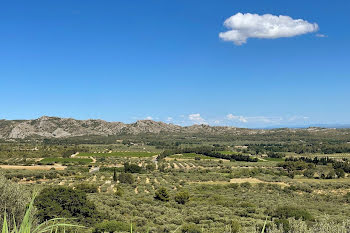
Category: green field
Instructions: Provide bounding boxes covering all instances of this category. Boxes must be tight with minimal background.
[39,157,93,165]
[79,151,158,158]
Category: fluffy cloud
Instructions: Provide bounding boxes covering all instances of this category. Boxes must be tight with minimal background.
[145,116,153,120]
[188,113,207,125]
[219,13,319,45]
[226,114,248,123]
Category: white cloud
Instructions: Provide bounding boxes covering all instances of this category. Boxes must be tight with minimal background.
[145,116,153,120]
[219,13,319,45]
[166,117,173,122]
[188,113,207,125]
[316,33,327,38]
[226,114,248,123]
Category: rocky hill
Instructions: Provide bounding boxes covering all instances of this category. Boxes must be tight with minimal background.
[0,116,339,139]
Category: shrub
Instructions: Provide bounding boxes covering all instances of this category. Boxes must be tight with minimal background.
[124,162,142,173]
[240,182,252,189]
[115,187,124,198]
[75,183,98,193]
[34,186,100,225]
[118,173,134,184]
[274,206,313,221]
[154,187,170,202]
[175,191,190,204]
[303,169,315,178]
[0,176,32,230]
[181,223,201,233]
[93,220,129,233]
[229,219,241,233]
[335,168,345,178]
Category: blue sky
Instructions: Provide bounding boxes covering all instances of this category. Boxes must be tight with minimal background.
[0,0,349,128]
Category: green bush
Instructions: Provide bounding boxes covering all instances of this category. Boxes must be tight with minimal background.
[75,183,98,193]
[118,173,134,184]
[175,191,190,204]
[274,206,313,221]
[124,162,142,173]
[181,223,201,233]
[154,187,170,202]
[93,220,129,233]
[0,176,32,230]
[35,186,101,225]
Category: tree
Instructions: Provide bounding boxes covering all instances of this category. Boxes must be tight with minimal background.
[154,187,170,202]
[118,173,134,184]
[34,186,100,225]
[113,167,117,182]
[175,191,190,204]
[124,162,142,173]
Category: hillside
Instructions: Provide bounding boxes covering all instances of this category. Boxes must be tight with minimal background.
[0,116,345,140]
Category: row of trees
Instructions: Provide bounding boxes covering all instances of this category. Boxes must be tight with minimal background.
[249,143,350,155]
[157,146,258,162]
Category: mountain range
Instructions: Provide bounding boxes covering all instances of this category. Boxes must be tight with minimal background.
[0,116,341,139]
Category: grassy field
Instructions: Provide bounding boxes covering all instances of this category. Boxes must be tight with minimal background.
[79,151,158,157]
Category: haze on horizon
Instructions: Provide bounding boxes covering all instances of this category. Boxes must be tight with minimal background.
[1,0,349,128]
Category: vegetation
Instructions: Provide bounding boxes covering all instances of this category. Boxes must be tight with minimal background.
[2,129,350,231]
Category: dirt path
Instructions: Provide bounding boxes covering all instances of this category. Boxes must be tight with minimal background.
[146,177,150,184]
[70,152,80,158]
[134,187,138,194]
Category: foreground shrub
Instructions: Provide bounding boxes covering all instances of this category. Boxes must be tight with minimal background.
[1,194,81,232]
[34,186,101,225]
[0,176,32,230]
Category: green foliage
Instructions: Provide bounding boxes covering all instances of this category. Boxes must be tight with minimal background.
[303,169,315,178]
[113,168,117,182]
[75,183,98,193]
[0,176,32,230]
[154,187,170,202]
[174,191,190,204]
[93,220,129,233]
[1,195,81,233]
[229,219,241,233]
[124,162,142,173]
[274,206,313,221]
[240,182,252,189]
[34,187,100,225]
[181,223,201,233]
[335,168,345,178]
[118,173,134,184]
